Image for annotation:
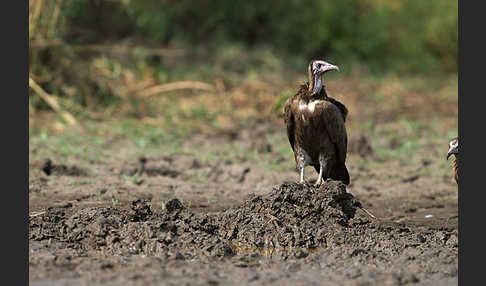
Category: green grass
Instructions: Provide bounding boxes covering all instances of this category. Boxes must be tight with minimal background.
[96,188,108,200]
[68,179,93,186]
[29,130,108,164]
[189,172,209,184]
[124,169,143,185]
[111,195,119,207]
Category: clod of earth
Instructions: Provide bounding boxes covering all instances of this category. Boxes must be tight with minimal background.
[40,158,89,176]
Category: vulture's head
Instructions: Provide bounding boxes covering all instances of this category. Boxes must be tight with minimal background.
[308,60,339,96]
[446,137,459,160]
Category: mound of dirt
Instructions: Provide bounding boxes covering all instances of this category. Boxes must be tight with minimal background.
[218,180,362,251]
[29,180,457,264]
[29,198,231,258]
[30,181,361,257]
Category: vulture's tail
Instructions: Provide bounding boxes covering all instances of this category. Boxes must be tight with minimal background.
[330,163,350,185]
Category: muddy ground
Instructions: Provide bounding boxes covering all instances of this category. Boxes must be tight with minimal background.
[29,121,458,286]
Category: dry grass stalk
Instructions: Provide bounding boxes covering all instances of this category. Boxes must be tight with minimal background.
[29,76,79,127]
[47,0,63,38]
[29,0,43,39]
[29,211,46,218]
[137,81,216,97]
[360,207,377,219]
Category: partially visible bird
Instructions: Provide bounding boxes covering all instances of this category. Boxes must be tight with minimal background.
[284,60,349,186]
[446,137,459,184]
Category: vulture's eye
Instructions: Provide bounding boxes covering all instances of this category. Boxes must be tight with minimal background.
[316,63,322,69]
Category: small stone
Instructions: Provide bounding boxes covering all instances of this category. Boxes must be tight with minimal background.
[175,252,185,260]
[294,250,309,259]
[350,248,368,257]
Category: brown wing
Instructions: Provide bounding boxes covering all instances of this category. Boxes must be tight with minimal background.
[319,102,348,163]
[327,97,348,122]
[283,97,296,152]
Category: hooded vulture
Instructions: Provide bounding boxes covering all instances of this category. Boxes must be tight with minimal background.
[284,60,349,186]
[446,137,458,184]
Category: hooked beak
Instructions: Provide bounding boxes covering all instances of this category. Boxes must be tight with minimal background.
[446,147,458,160]
[323,64,339,73]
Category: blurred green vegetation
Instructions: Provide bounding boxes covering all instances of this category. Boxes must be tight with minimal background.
[54,0,456,73]
[29,0,457,133]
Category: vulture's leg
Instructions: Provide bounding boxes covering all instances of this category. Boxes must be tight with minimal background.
[315,154,328,187]
[315,166,324,186]
[297,149,309,184]
[300,166,305,183]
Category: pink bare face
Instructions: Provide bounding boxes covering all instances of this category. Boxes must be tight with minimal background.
[447,137,458,160]
[308,60,340,96]
[312,60,340,75]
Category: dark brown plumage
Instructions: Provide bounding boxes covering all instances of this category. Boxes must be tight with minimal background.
[446,137,458,184]
[284,60,349,186]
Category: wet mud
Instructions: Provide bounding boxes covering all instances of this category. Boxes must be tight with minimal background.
[29,180,457,285]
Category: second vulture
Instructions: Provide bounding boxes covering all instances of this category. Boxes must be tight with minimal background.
[284,60,349,186]
[446,137,459,184]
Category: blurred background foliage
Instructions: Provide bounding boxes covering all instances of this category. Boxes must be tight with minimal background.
[29,0,457,134]
[53,0,457,73]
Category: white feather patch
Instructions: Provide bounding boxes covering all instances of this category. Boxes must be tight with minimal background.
[308,100,322,113]
[307,101,317,113]
[298,100,323,113]
[298,102,307,111]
